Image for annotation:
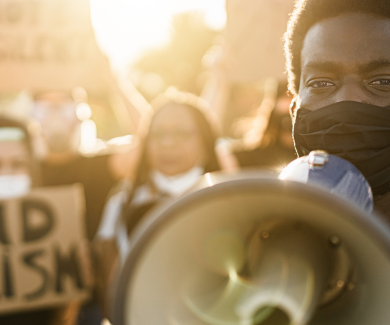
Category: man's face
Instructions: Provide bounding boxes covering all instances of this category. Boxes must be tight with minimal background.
[298,13,390,111]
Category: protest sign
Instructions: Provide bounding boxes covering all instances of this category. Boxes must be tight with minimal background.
[0,184,90,315]
[0,0,111,93]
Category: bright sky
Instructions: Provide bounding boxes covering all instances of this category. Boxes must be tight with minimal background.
[90,0,226,72]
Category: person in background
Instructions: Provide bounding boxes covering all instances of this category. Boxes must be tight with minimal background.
[32,90,138,325]
[0,117,35,198]
[233,82,296,172]
[94,92,221,313]
[33,90,137,242]
[0,116,78,325]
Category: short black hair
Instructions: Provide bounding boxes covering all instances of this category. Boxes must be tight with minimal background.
[284,0,390,95]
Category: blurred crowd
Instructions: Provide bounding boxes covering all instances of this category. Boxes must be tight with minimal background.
[0,0,298,324]
[0,75,295,325]
[2,0,387,324]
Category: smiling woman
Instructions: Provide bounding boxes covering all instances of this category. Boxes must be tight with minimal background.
[90,0,226,71]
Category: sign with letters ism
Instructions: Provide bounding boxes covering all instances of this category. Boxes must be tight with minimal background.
[0,184,90,315]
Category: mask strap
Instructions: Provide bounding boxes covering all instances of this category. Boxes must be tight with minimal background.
[292,106,307,158]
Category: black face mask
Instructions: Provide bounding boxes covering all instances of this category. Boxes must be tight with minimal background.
[293,101,390,189]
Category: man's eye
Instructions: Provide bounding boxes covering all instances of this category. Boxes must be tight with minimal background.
[309,81,334,88]
[369,79,390,86]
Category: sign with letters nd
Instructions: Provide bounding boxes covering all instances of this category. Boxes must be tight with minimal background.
[0,184,90,315]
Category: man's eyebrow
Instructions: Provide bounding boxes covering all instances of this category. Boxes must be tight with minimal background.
[304,61,342,72]
[303,60,390,74]
[358,59,390,74]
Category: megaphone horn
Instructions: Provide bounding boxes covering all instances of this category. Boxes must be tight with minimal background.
[111,175,390,325]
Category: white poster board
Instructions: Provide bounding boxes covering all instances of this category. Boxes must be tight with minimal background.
[0,184,90,315]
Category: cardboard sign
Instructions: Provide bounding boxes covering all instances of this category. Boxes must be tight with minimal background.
[0,184,90,315]
[0,0,112,93]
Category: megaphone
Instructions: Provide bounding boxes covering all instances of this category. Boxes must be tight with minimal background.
[110,171,390,325]
[279,151,373,213]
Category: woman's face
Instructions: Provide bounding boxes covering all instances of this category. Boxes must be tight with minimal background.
[0,141,31,176]
[147,104,205,176]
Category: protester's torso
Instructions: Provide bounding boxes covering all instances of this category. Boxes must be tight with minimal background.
[41,155,116,240]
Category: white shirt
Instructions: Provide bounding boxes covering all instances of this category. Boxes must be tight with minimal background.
[96,166,204,264]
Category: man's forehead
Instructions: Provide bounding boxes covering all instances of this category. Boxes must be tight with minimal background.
[301,13,390,72]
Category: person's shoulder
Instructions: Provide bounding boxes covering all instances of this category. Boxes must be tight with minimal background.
[95,178,133,240]
[110,177,132,196]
